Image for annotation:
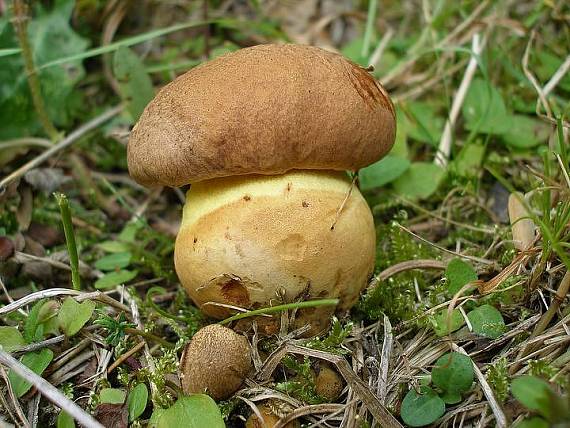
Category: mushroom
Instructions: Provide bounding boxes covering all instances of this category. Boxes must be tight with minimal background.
[245,403,299,428]
[128,44,396,334]
[179,324,251,400]
[315,364,344,401]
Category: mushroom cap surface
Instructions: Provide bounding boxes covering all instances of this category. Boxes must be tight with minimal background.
[128,44,396,187]
[179,324,251,400]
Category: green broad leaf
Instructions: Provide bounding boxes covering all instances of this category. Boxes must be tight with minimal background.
[24,299,47,343]
[100,388,126,405]
[37,300,60,337]
[94,252,132,271]
[57,298,96,337]
[113,46,154,122]
[0,326,26,352]
[451,143,485,178]
[118,220,144,243]
[57,411,75,428]
[399,102,444,146]
[0,0,89,139]
[94,270,138,289]
[393,162,445,199]
[446,259,478,295]
[440,389,462,405]
[359,155,410,190]
[467,305,506,339]
[511,376,554,419]
[430,309,465,337]
[501,115,550,149]
[154,395,225,428]
[431,352,474,399]
[391,119,409,158]
[127,383,148,422]
[98,241,131,253]
[149,409,166,427]
[514,417,549,428]
[8,348,54,397]
[462,79,512,135]
[400,387,445,427]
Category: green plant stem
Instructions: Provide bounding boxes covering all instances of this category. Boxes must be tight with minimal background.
[11,0,59,141]
[361,0,377,58]
[54,193,81,291]
[219,299,339,325]
[124,328,174,349]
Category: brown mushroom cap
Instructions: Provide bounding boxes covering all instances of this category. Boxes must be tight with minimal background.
[128,44,396,187]
[179,324,251,400]
[315,365,344,401]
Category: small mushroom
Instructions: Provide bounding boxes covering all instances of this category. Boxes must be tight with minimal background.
[128,44,396,333]
[179,324,251,400]
[315,365,344,401]
[245,403,299,428]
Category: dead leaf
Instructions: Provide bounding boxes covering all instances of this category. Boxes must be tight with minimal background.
[508,192,535,251]
[0,236,15,261]
[16,185,33,231]
[94,403,128,428]
[27,222,63,247]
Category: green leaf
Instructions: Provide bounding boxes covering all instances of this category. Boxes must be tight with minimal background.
[57,298,96,337]
[24,299,47,343]
[100,388,126,405]
[514,417,549,428]
[393,162,445,199]
[0,326,26,352]
[8,349,54,397]
[399,102,444,146]
[155,395,225,428]
[127,383,148,422]
[467,305,506,339]
[94,270,138,289]
[511,376,554,419]
[94,252,132,271]
[38,19,225,70]
[57,411,75,428]
[431,352,474,400]
[98,241,130,253]
[118,221,144,243]
[0,1,89,139]
[113,46,154,122]
[445,259,478,295]
[430,309,465,337]
[400,387,445,427]
[451,143,485,177]
[359,155,410,190]
[501,115,550,149]
[462,79,512,135]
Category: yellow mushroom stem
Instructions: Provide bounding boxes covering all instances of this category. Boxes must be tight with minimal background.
[175,170,375,334]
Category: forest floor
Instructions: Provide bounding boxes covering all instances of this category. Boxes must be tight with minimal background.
[0,1,569,427]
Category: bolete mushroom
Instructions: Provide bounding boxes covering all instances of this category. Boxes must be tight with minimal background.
[179,324,251,400]
[128,44,396,334]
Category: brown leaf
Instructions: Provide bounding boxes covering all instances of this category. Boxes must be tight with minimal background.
[16,185,33,232]
[27,222,63,247]
[94,403,128,428]
[0,236,15,261]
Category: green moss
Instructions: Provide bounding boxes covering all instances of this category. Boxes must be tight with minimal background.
[487,357,509,403]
